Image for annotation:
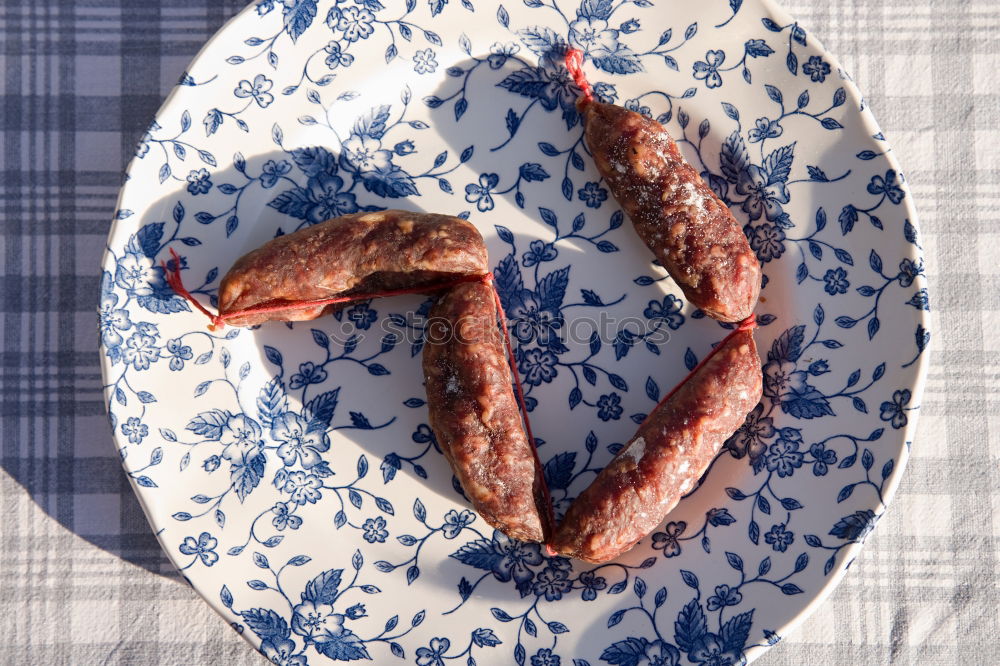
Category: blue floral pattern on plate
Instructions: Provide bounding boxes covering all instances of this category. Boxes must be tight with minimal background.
[101,0,929,663]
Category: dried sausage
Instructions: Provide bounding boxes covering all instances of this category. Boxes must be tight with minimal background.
[577,98,761,323]
[423,282,549,542]
[549,329,761,563]
[218,210,488,327]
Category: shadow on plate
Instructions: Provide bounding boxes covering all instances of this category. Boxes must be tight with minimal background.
[97,146,516,585]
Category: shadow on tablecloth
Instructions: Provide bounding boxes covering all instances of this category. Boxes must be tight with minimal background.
[1,49,188,579]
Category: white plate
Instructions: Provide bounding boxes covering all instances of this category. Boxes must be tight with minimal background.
[101,1,928,663]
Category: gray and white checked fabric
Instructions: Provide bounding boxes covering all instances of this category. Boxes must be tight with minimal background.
[0,0,994,663]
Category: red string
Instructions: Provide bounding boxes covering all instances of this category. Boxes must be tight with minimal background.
[163,247,552,539]
[564,48,593,102]
[639,316,758,431]
[163,248,224,326]
[490,286,555,542]
[163,247,491,331]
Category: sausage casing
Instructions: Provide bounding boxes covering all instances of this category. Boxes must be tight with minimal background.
[422,282,548,543]
[218,210,488,327]
[549,329,762,562]
[578,100,761,323]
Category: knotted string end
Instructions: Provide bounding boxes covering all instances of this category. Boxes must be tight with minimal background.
[564,48,593,102]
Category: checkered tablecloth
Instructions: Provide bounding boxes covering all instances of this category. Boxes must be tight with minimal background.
[0,0,993,663]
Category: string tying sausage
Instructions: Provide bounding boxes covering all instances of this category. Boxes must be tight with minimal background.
[163,247,495,332]
[565,48,593,103]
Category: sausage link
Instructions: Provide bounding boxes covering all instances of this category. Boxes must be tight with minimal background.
[218,210,488,327]
[550,329,762,563]
[422,282,548,543]
[578,99,761,323]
